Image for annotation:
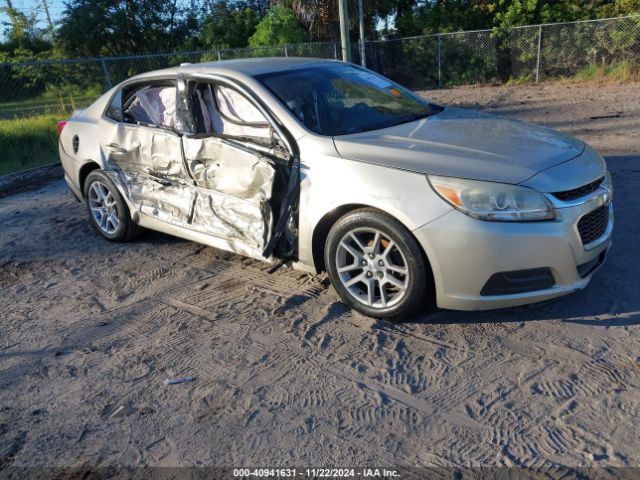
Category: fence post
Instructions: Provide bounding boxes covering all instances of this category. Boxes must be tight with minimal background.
[333,42,338,60]
[284,45,288,57]
[100,58,112,89]
[437,34,442,88]
[535,25,542,82]
[217,50,222,61]
[372,42,379,72]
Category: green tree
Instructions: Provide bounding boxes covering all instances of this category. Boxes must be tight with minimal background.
[202,1,260,49]
[0,4,51,52]
[248,5,309,47]
[278,0,397,40]
[57,0,203,57]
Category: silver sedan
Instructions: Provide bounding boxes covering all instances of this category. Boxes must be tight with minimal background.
[57,58,613,320]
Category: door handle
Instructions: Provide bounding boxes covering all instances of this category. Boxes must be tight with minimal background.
[107,143,128,154]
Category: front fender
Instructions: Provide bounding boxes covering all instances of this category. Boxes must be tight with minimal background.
[296,146,453,270]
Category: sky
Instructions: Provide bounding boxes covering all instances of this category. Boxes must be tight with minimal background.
[1,0,67,39]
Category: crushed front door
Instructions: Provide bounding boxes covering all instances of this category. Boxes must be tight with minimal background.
[181,135,276,259]
[175,76,300,261]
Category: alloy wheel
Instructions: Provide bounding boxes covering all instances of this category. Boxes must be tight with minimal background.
[335,227,409,308]
[88,181,120,235]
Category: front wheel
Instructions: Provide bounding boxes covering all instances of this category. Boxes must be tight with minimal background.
[84,170,142,242]
[325,208,430,321]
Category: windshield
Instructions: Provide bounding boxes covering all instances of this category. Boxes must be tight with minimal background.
[255,63,442,136]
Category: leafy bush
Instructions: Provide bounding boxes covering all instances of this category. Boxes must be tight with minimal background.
[248,6,309,48]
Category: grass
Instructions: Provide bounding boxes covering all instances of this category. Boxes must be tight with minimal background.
[569,60,640,83]
[503,61,640,86]
[0,95,97,120]
[0,87,99,176]
[0,113,65,176]
[505,74,534,86]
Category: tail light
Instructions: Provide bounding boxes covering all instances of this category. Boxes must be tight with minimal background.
[57,120,68,136]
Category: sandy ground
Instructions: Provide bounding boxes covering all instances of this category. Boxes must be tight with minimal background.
[1,81,640,474]
[420,81,640,154]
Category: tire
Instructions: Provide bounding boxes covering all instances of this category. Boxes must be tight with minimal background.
[83,170,142,242]
[325,208,430,321]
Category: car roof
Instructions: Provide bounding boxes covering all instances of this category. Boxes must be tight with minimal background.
[126,57,343,83]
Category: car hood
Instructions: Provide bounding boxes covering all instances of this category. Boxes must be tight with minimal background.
[332,107,585,185]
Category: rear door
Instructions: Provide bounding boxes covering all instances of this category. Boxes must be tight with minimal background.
[178,76,297,260]
[101,80,196,227]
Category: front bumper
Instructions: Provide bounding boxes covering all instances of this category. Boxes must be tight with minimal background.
[413,193,613,311]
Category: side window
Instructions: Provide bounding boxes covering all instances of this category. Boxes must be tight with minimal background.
[193,82,271,142]
[106,90,123,122]
[122,83,177,129]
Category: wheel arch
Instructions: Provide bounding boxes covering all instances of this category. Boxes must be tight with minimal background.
[312,204,436,305]
[313,203,427,272]
[78,161,102,199]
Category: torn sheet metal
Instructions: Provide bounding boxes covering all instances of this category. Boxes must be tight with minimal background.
[107,126,188,179]
[191,190,272,253]
[107,168,273,258]
[102,103,281,259]
[182,136,275,254]
[120,171,195,226]
[182,136,275,202]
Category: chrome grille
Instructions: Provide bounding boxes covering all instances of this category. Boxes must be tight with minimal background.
[578,205,609,245]
[553,177,604,201]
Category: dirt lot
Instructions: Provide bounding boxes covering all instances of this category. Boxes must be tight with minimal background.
[1,81,640,474]
[421,81,640,154]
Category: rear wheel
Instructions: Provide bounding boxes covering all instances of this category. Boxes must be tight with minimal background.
[84,170,142,242]
[325,209,429,321]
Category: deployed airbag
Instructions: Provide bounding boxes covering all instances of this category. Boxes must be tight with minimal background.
[125,86,177,128]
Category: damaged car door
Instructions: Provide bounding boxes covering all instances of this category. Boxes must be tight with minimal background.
[101,80,195,226]
[178,77,295,260]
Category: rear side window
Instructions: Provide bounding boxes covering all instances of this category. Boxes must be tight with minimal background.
[120,83,177,129]
[106,90,123,122]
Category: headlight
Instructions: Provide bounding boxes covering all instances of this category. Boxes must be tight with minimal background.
[428,175,555,221]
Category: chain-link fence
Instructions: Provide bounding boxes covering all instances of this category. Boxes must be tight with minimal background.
[0,42,338,119]
[1,15,639,119]
[356,15,640,89]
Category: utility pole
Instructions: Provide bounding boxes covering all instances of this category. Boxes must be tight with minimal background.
[41,0,55,41]
[338,0,351,63]
[357,0,365,67]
